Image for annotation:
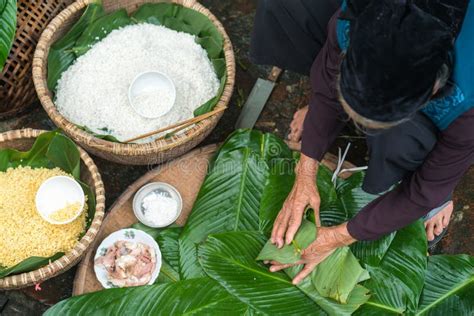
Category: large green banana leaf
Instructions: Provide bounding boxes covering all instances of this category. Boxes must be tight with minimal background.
[213,129,293,166]
[415,255,474,315]
[44,277,249,316]
[178,148,269,279]
[199,231,326,315]
[258,158,296,235]
[354,221,427,315]
[0,0,16,71]
[0,131,96,278]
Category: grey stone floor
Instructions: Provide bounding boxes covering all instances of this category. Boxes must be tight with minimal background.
[0,0,472,314]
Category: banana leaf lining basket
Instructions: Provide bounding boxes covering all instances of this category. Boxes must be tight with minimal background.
[0,0,75,120]
[33,0,235,165]
[0,129,106,290]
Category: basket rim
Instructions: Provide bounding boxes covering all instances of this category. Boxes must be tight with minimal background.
[0,128,106,290]
[32,0,236,156]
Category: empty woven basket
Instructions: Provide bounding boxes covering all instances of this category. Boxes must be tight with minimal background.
[33,0,236,165]
[0,129,106,290]
[0,0,74,120]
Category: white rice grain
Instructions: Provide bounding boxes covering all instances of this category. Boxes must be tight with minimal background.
[55,23,220,142]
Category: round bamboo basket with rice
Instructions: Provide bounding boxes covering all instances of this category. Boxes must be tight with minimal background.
[0,129,106,290]
[0,0,75,120]
[33,0,235,165]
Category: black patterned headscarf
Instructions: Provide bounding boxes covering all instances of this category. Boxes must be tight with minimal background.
[339,0,468,123]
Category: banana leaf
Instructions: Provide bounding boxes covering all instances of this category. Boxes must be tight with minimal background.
[258,158,296,235]
[44,277,249,316]
[415,255,474,315]
[156,227,182,272]
[178,148,269,279]
[0,131,96,278]
[0,0,16,71]
[47,1,105,91]
[0,253,64,279]
[355,221,427,315]
[199,231,326,315]
[213,129,293,166]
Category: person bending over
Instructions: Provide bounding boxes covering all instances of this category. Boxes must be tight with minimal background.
[250,0,473,283]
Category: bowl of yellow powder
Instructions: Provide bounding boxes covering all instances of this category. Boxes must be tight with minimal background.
[35,176,85,225]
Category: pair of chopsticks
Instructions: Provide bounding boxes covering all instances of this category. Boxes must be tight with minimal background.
[123,107,227,143]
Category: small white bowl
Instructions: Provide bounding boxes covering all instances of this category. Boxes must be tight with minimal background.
[35,176,85,225]
[128,71,177,119]
[94,228,162,289]
[132,182,183,228]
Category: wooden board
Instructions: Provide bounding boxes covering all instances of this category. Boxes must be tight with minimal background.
[73,144,355,295]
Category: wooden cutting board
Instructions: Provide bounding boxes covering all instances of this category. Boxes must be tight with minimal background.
[73,144,355,295]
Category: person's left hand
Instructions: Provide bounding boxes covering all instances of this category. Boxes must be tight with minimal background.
[266,222,356,284]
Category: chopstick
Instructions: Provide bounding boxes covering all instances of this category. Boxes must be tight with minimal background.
[124,107,227,143]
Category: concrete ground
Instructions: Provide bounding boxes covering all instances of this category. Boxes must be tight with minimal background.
[0,0,472,314]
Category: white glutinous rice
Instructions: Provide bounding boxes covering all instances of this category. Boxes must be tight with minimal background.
[55,23,220,142]
[141,192,179,227]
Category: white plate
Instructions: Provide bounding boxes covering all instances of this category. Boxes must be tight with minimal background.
[93,228,162,289]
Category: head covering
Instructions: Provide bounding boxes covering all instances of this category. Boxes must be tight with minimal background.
[339,0,463,123]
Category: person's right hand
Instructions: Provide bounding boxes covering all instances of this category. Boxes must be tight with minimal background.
[271,156,321,248]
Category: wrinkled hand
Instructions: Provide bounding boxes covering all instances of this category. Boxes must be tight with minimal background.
[271,171,320,248]
[268,223,356,284]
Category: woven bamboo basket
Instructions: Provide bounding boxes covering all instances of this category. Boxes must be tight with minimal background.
[33,0,235,165]
[0,0,74,120]
[0,129,106,290]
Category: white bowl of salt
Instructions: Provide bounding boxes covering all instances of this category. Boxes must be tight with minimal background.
[132,182,183,228]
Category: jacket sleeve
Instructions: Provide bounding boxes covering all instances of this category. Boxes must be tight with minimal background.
[301,12,348,161]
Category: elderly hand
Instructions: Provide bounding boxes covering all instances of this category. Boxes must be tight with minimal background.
[271,154,320,248]
[268,223,356,284]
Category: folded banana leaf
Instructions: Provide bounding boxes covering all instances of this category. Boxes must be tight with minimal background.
[0,131,96,278]
[257,220,370,306]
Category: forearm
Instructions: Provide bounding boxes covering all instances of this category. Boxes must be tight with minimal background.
[296,153,319,178]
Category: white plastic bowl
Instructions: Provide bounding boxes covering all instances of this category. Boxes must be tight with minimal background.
[132,182,183,228]
[35,176,85,225]
[128,71,177,119]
